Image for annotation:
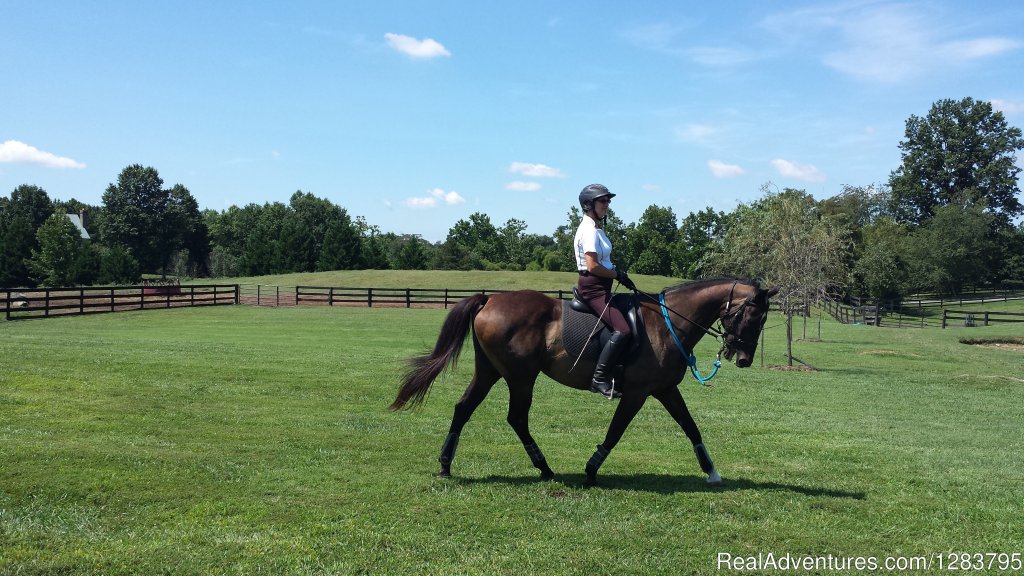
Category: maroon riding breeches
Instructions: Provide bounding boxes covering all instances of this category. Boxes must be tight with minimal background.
[577,273,631,335]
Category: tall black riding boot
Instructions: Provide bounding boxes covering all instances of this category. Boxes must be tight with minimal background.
[591,331,630,399]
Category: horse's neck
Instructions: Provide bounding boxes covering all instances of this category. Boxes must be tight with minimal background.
[667,282,729,347]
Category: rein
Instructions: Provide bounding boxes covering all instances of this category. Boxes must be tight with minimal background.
[658,292,721,386]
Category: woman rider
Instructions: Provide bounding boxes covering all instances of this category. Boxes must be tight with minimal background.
[574,183,637,399]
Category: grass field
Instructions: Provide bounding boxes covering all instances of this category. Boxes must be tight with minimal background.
[2,300,1022,574]
[195,269,679,294]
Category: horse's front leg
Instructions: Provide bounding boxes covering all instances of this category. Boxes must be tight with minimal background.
[585,393,647,486]
[652,386,721,485]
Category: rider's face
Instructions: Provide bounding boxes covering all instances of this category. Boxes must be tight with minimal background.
[593,196,610,218]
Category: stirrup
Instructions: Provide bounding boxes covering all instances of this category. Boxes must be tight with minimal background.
[590,379,621,399]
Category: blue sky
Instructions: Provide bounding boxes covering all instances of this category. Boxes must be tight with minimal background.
[3,1,1023,242]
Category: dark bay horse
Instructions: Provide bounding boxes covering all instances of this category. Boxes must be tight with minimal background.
[390,277,778,485]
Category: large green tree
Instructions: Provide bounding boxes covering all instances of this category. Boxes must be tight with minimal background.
[101,165,202,274]
[25,213,82,287]
[889,97,1023,229]
[675,207,728,279]
[622,205,677,276]
[1,184,54,287]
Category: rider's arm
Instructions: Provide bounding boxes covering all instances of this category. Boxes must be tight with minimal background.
[584,252,618,279]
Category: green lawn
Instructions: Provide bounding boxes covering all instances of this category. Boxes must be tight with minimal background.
[1,304,1022,574]
[191,269,679,294]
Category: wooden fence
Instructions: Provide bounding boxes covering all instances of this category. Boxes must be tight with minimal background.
[3,285,239,320]
[941,309,1024,329]
[294,286,578,308]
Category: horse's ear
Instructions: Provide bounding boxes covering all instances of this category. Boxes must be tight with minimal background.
[766,286,780,298]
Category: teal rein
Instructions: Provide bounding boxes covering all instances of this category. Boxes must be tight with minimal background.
[659,292,721,385]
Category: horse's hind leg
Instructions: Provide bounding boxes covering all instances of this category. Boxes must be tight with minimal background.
[437,351,501,478]
[652,386,722,485]
[506,377,555,480]
[585,394,648,486]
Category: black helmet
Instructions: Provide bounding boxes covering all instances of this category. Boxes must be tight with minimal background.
[578,183,615,211]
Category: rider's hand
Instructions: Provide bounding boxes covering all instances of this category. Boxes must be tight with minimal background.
[616,269,637,291]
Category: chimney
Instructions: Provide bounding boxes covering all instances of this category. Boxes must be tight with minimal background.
[79,209,87,230]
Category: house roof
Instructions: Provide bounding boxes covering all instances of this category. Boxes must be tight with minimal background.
[66,214,90,240]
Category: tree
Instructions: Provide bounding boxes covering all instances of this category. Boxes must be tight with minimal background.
[395,236,430,270]
[907,200,996,295]
[1,184,54,287]
[25,213,82,287]
[675,207,728,278]
[852,217,910,301]
[622,205,677,276]
[101,165,200,274]
[318,211,363,271]
[166,185,209,277]
[889,97,1023,229]
[707,188,848,365]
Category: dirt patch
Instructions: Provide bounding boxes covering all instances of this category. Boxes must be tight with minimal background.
[974,343,1024,352]
[767,364,817,372]
[959,337,1024,352]
[860,349,923,357]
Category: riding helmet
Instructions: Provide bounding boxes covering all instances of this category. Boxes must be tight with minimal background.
[578,183,615,210]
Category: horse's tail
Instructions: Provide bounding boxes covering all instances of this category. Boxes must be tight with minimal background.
[389,294,489,411]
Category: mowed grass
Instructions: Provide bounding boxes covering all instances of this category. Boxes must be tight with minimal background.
[1,303,1022,575]
[198,269,678,294]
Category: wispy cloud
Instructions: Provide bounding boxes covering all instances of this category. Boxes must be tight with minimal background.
[676,124,720,145]
[505,181,542,192]
[508,162,565,178]
[708,160,746,178]
[0,140,85,169]
[384,33,451,59]
[764,3,1020,83]
[992,99,1024,115]
[402,188,465,208]
[771,158,825,183]
[620,22,758,68]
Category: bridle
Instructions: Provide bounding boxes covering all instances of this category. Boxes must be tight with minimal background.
[633,280,767,385]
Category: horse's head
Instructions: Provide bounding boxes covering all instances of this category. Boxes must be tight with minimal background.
[719,283,780,368]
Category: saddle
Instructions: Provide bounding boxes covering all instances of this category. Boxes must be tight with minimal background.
[562,287,645,366]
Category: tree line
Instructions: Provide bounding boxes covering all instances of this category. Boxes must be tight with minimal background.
[2,97,1021,300]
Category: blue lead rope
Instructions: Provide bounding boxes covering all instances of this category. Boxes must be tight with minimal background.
[659,292,721,386]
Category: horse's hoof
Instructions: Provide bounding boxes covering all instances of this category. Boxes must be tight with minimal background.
[584,475,597,487]
[706,470,722,485]
[436,471,452,479]
[539,470,555,481]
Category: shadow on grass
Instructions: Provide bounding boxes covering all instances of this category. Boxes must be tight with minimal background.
[461,473,865,499]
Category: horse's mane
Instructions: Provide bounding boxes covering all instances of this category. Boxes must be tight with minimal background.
[664,276,761,295]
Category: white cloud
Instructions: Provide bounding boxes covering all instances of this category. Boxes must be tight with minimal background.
[505,181,542,192]
[992,99,1024,115]
[508,162,565,178]
[641,184,662,193]
[676,124,720,145]
[402,188,465,208]
[708,160,746,178]
[771,158,825,183]
[384,33,451,59]
[0,140,86,169]
[764,4,1020,83]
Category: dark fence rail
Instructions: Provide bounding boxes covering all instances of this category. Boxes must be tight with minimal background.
[942,309,1024,329]
[3,285,239,320]
[295,286,577,308]
[851,290,1023,311]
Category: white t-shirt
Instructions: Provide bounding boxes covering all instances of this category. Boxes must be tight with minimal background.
[574,215,615,272]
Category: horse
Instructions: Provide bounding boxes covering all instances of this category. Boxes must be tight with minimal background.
[389,277,779,486]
